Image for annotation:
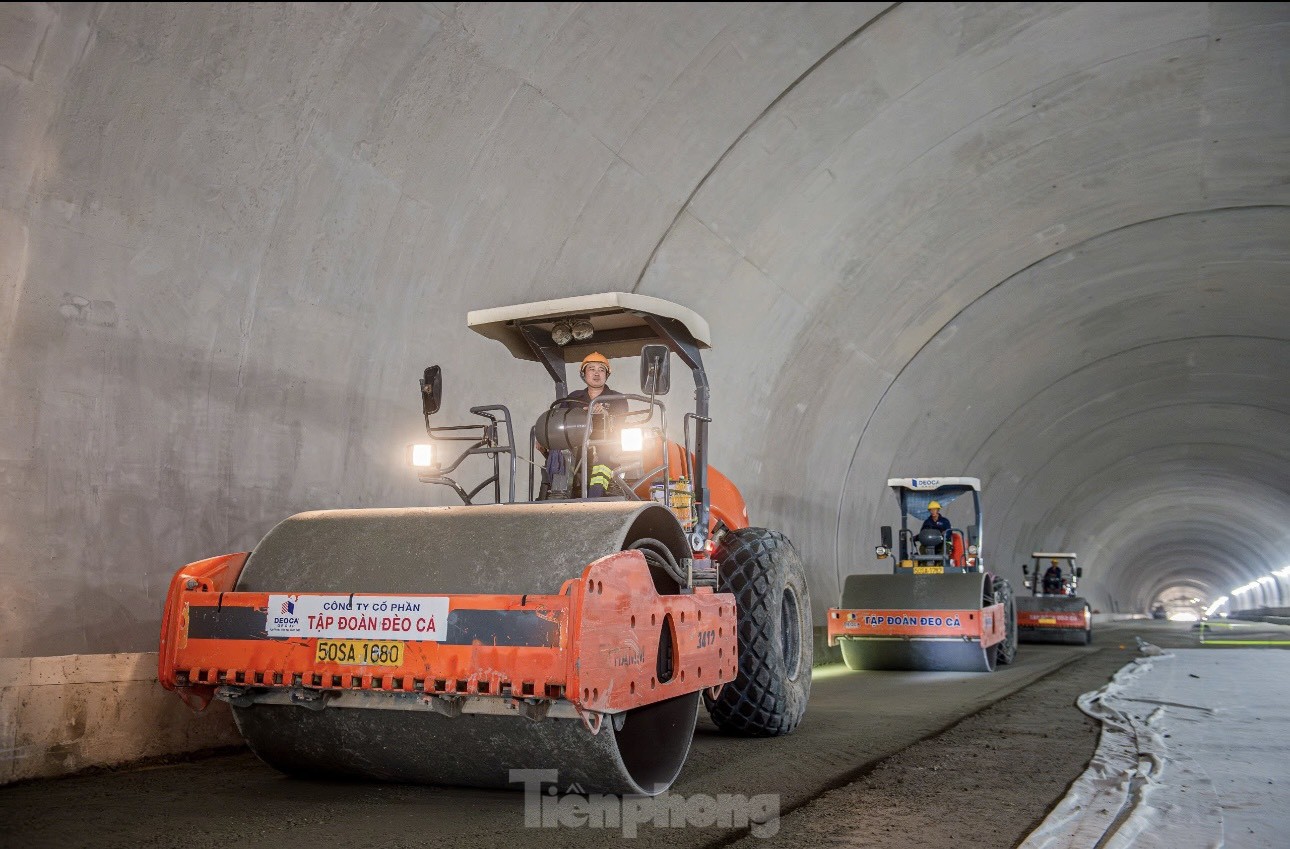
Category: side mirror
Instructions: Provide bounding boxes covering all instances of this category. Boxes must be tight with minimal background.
[1021,563,1030,576]
[1074,566,1083,578]
[880,526,893,549]
[420,366,442,416]
[639,344,671,395]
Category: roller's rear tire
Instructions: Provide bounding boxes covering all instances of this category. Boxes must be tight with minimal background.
[704,528,812,736]
[992,576,1018,665]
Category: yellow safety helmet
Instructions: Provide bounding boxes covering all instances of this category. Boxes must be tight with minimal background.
[580,351,611,376]
[928,501,941,510]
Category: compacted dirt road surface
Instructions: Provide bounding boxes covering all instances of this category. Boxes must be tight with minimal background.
[2,622,1198,849]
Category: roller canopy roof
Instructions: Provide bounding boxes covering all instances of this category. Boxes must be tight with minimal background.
[888,478,982,492]
[468,292,711,363]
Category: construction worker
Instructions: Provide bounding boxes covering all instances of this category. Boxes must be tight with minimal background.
[919,501,952,555]
[565,352,628,418]
[545,352,627,497]
[921,501,951,534]
[1042,559,1065,594]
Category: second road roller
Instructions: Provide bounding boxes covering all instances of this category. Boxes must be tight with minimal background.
[827,477,1018,672]
[1017,552,1093,645]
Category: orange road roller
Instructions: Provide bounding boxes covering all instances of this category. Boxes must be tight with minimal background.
[159,293,811,795]
[1017,552,1093,645]
[828,477,1018,672]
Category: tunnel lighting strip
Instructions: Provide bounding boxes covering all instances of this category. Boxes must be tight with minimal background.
[1203,596,1228,617]
[1216,564,1290,616]
[1229,565,1290,600]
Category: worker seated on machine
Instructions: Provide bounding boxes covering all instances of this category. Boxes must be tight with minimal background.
[1042,559,1066,595]
[540,352,628,499]
[916,500,952,556]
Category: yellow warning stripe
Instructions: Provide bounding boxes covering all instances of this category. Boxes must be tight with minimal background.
[1199,639,1290,646]
[1196,623,1290,646]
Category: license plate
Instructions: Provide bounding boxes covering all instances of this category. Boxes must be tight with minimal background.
[913,566,944,575]
[315,639,404,667]
[1038,617,1057,625]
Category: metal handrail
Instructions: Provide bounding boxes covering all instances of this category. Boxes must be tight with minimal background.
[576,395,667,499]
[418,405,516,504]
[899,527,975,571]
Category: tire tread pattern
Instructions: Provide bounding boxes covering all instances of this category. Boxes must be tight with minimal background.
[704,528,811,737]
[992,576,1019,665]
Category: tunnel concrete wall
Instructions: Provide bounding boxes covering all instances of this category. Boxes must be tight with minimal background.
[1,2,1287,779]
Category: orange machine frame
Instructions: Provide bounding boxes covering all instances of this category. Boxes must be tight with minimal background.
[1016,608,1089,630]
[633,440,749,536]
[160,549,737,719]
[825,602,1007,648]
[948,530,966,568]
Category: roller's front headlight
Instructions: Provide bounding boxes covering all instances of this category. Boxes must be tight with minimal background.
[620,428,644,451]
[408,443,435,467]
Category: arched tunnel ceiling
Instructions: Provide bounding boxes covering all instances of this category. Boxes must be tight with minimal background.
[0,3,1286,655]
[836,208,1290,613]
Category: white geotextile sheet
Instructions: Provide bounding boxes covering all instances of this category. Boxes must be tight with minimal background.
[1020,647,1290,849]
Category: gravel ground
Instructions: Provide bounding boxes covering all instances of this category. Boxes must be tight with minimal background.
[726,633,1154,849]
[3,624,1197,849]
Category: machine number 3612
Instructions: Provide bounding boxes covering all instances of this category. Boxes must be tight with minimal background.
[315,639,404,667]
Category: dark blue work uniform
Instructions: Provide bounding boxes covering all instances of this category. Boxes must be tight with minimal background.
[919,512,951,555]
[921,513,951,533]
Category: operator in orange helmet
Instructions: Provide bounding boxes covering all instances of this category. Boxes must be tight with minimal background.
[564,352,628,419]
[541,352,628,498]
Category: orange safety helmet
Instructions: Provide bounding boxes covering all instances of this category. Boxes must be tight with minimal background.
[580,351,611,376]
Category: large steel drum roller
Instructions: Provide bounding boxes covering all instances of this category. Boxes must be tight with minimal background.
[231,501,698,795]
[838,573,1000,673]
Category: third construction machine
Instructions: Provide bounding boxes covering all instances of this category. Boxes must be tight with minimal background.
[1017,553,1092,645]
[827,478,1017,672]
[158,292,812,796]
